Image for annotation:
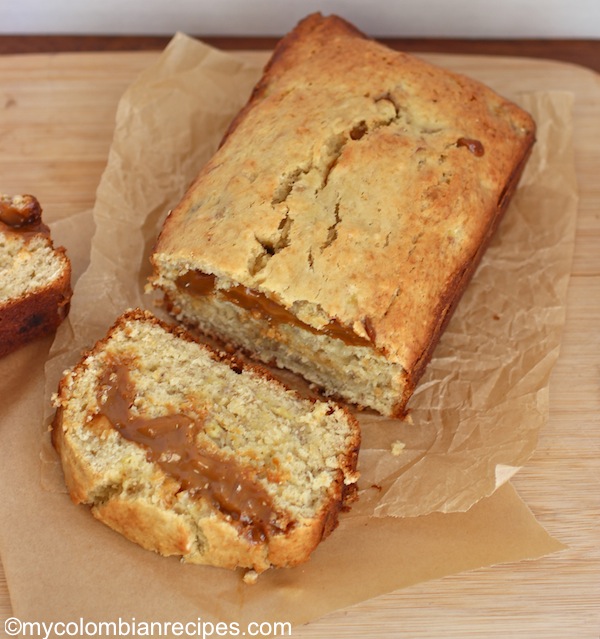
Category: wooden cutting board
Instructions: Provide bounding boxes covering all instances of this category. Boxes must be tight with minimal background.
[0,48,599,637]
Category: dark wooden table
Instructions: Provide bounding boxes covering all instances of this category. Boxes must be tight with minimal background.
[0,35,598,73]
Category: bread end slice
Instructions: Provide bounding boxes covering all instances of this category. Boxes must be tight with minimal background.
[0,193,72,358]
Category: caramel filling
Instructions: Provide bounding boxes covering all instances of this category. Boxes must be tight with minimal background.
[97,362,284,543]
[456,137,485,157]
[176,271,373,348]
[0,194,50,238]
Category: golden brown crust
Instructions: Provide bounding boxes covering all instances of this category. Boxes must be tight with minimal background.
[151,13,536,416]
[51,407,96,505]
[91,497,196,557]
[219,14,365,147]
[395,139,535,415]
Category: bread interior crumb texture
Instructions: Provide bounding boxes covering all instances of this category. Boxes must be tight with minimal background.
[163,282,406,416]
[0,233,66,302]
[57,316,358,568]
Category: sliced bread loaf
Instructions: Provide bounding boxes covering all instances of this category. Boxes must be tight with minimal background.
[52,309,360,575]
[150,13,535,417]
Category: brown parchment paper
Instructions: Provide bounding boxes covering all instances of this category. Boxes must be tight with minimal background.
[0,33,576,632]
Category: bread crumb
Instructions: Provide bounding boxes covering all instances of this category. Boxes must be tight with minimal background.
[243,569,259,585]
[391,440,405,456]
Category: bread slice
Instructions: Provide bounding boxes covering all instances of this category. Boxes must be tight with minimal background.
[0,193,72,358]
[150,13,536,417]
[52,309,360,574]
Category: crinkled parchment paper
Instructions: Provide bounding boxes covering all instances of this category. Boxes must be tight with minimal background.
[0,33,577,629]
[358,87,579,516]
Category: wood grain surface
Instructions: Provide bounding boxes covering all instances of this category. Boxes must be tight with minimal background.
[0,43,599,638]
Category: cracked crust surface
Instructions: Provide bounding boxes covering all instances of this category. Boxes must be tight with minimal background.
[52,309,360,574]
[151,13,536,415]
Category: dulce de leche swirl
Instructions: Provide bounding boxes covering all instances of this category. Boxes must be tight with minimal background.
[96,361,286,543]
[176,270,374,348]
[0,193,50,238]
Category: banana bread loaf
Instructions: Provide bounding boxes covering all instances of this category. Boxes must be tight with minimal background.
[52,309,360,574]
[0,193,71,358]
[150,13,536,416]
